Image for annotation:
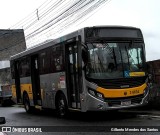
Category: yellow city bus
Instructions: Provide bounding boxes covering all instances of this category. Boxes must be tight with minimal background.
[10,26,149,117]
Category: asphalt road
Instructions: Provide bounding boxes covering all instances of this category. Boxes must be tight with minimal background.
[1,105,160,135]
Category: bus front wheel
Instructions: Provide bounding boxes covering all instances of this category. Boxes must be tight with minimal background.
[56,93,68,117]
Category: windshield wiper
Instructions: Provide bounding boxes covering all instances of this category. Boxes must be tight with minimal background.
[125,46,130,70]
[112,47,117,69]
[90,43,105,72]
[103,43,118,70]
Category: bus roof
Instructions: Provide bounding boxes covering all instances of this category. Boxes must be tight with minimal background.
[10,26,141,60]
[10,28,82,60]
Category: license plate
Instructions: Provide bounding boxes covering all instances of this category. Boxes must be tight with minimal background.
[121,100,131,106]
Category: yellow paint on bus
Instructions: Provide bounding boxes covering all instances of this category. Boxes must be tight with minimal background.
[11,85,16,99]
[129,72,145,77]
[20,84,33,100]
[97,83,147,98]
[11,84,33,100]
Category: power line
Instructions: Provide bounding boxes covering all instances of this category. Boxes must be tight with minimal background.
[25,0,107,47]
[25,0,84,39]
[25,0,108,40]
[1,0,111,52]
[9,0,54,29]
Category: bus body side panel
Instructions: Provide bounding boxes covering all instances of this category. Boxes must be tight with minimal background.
[40,72,67,109]
[79,72,88,112]
[11,77,34,106]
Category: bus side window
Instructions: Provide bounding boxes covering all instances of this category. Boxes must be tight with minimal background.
[51,47,56,73]
[18,58,30,77]
[39,49,50,74]
[51,46,64,72]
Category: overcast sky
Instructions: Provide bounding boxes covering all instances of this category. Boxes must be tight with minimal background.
[0,0,160,61]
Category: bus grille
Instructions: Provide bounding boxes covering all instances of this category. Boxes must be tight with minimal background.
[96,76,147,89]
[105,94,144,107]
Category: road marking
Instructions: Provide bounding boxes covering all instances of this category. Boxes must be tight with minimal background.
[137,114,160,120]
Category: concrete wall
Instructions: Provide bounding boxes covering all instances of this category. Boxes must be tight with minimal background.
[0,29,26,85]
[0,67,11,85]
[0,29,26,60]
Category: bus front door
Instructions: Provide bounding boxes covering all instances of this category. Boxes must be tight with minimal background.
[31,55,42,106]
[66,42,81,109]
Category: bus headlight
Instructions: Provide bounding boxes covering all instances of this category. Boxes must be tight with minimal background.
[88,88,104,100]
[97,93,103,98]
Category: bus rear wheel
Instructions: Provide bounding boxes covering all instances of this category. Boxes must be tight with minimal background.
[56,93,68,117]
[23,94,34,113]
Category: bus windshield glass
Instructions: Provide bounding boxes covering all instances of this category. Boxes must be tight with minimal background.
[85,42,145,79]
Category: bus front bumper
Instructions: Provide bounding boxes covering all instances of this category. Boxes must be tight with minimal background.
[85,89,149,111]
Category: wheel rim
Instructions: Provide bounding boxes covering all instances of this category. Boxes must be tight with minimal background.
[58,98,66,116]
[24,95,30,112]
[25,101,29,111]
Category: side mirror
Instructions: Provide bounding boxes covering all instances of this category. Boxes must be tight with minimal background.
[146,63,150,71]
[0,117,6,124]
[82,48,89,64]
[148,74,152,80]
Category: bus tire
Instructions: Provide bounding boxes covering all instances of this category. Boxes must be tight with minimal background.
[56,93,68,117]
[23,94,34,113]
[0,100,4,107]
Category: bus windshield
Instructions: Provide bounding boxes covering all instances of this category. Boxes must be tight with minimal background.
[85,42,145,79]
